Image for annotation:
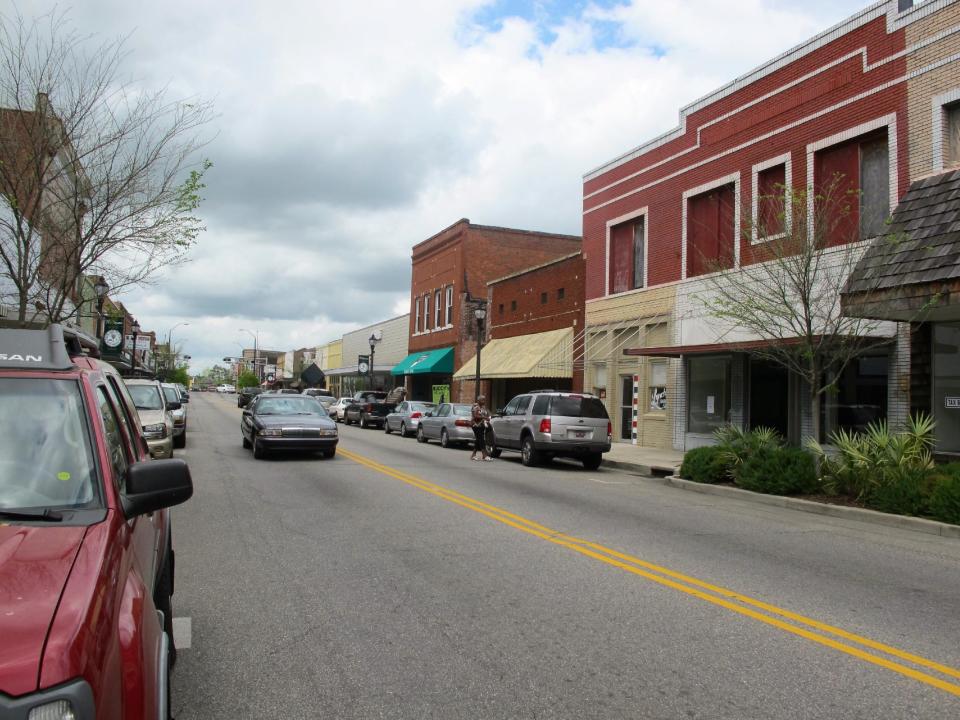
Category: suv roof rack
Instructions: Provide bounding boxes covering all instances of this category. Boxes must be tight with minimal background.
[0,324,79,371]
[61,324,102,359]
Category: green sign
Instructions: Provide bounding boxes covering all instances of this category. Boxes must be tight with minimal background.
[101,317,125,356]
[432,384,450,404]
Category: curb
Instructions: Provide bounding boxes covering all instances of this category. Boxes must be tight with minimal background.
[603,458,680,478]
[651,474,960,539]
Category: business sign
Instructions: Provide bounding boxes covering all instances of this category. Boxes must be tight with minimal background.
[357,354,370,374]
[946,397,960,409]
[124,335,152,351]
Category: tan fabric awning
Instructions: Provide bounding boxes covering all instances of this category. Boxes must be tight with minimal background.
[453,327,573,380]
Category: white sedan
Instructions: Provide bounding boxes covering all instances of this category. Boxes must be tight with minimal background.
[327,397,353,422]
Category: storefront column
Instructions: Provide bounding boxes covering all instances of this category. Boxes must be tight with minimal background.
[888,322,911,431]
[672,358,687,451]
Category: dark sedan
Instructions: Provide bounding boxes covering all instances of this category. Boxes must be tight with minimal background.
[241,394,338,459]
[238,386,263,408]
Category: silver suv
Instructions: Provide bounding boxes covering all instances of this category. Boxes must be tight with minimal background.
[487,391,612,469]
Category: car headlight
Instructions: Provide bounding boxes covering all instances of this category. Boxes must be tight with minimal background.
[28,700,77,719]
[259,428,282,437]
[143,423,167,439]
[319,428,337,437]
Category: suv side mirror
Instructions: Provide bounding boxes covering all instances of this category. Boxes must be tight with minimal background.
[166,401,181,411]
[121,458,193,518]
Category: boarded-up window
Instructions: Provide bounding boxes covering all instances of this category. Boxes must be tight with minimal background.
[609,217,645,294]
[815,130,888,244]
[687,184,735,277]
[756,164,786,238]
[947,103,960,168]
[859,137,889,239]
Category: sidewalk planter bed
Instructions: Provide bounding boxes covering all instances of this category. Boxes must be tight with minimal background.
[676,417,959,527]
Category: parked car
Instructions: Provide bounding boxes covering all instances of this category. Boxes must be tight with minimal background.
[487,391,612,469]
[384,401,436,437]
[241,394,338,459]
[216,383,236,393]
[238,386,263,408]
[328,397,353,423]
[343,391,396,429]
[416,403,474,447]
[162,382,188,448]
[302,388,336,409]
[0,324,193,719]
[126,378,177,459]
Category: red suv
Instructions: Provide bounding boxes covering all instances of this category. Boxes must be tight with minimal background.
[0,325,193,719]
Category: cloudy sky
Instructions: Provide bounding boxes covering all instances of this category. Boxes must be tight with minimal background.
[20,0,872,372]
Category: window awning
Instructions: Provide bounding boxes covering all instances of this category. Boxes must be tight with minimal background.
[453,328,573,380]
[391,347,454,376]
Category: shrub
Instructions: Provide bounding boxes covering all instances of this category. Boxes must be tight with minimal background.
[735,446,819,495]
[928,464,960,525]
[714,425,782,477]
[806,414,936,501]
[866,467,932,517]
[679,446,731,484]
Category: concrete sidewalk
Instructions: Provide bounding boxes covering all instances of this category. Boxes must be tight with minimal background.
[603,442,683,477]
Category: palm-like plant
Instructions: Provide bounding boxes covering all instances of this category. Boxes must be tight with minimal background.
[714,425,783,480]
[806,413,935,499]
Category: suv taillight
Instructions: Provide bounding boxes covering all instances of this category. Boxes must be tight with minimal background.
[607,421,612,437]
[539,418,551,433]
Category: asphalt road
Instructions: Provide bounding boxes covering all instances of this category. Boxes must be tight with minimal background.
[170,393,960,719]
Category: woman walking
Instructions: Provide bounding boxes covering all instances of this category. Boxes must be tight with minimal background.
[470,395,492,461]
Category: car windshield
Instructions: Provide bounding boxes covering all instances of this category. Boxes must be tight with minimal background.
[256,397,326,416]
[452,404,472,416]
[0,378,98,511]
[550,396,609,419]
[128,384,165,410]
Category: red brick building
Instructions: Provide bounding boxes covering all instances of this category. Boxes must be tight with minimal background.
[453,252,585,409]
[393,219,581,403]
[581,0,955,450]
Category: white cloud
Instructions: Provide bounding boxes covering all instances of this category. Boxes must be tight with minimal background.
[13,0,871,373]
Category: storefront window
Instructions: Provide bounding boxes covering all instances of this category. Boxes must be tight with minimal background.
[649,361,667,412]
[821,353,888,440]
[933,323,960,453]
[688,357,731,433]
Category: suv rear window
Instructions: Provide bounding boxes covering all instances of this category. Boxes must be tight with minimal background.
[0,378,98,511]
[550,396,609,419]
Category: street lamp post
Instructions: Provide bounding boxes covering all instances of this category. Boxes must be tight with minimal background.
[166,321,190,375]
[131,320,141,372]
[239,328,259,382]
[474,306,486,402]
[93,277,109,339]
[369,333,381,391]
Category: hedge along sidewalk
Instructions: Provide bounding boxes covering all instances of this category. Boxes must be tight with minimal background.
[651,474,960,539]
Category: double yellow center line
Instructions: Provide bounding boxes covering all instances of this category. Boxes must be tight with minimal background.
[339,447,960,698]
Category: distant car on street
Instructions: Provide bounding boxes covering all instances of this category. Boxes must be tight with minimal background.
[238,386,263,408]
[216,384,236,393]
[241,394,338,459]
[328,397,352,422]
[384,401,436,437]
[416,403,474,447]
[302,388,336,408]
[161,382,188,448]
[343,391,396,429]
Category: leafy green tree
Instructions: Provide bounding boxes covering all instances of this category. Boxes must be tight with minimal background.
[167,367,190,386]
[237,370,259,389]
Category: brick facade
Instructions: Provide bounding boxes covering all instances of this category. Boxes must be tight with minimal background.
[407,219,582,402]
[582,0,960,448]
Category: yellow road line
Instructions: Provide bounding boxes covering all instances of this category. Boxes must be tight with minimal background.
[339,447,960,698]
